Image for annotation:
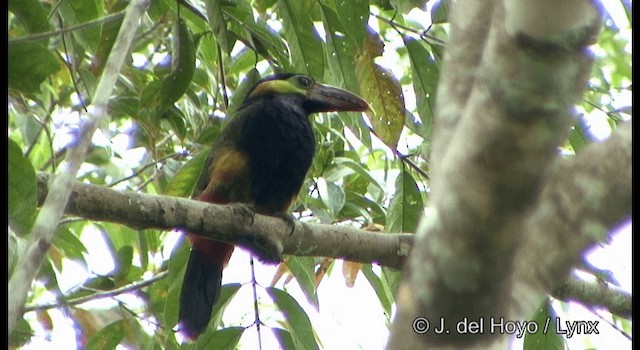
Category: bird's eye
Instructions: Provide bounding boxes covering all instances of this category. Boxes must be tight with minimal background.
[298,76,312,88]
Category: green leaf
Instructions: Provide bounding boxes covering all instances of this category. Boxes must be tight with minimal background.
[320,4,359,94]
[9,0,52,33]
[381,266,402,300]
[342,190,386,224]
[226,47,259,76]
[86,145,113,165]
[96,222,139,257]
[137,229,162,270]
[387,168,423,233]
[147,272,171,322]
[91,0,127,75]
[278,0,324,78]
[615,314,632,335]
[431,0,451,24]
[196,327,244,350]
[223,5,291,69]
[25,138,53,172]
[113,245,134,282]
[85,320,126,350]
[165,149,211,198]
[404,36,439,144]
[66,275,117,299]
[51,226,88,265]
[158,18,197,115]
[317,178,345,219]
[390,0,428,13]
[8,235,17,276]
[165,236,190,329]
[254,0,278,13]
[523,300,566,350]
[40,255,62,289]
[108,96,140,120]
[331,0,369,47]
[196,119,224,145]
[361,264,393,320]
[568,118,595,153]
[58,0,104,53]
[8,138,37,236]
[228,68,262,117]
[209,283,243,329]
[9,317,33,348]
[621,0,631,24]
[285,256,319,307]
[267,287,319,350]
[272,327,297,350]
[196,32,219,77]
[160,106,188,141]
[205,0,236,53]
[8,231,26,279]
[8,41,61,94]
[371,0,394,10]
[356,32,405,149]
[306,196,333,224]
[320,4,372,149]
[333,157,385,191]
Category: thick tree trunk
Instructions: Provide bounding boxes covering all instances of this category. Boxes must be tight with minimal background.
[385,1,626,349]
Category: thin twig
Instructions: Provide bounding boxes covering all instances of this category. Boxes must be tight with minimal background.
[117,299,165,329]
[589,308,632,341]
[371,13,446,46]
[218,44,229,110]
[363,123,430,180]
[56,14,89,112]
[108,150,188,188]
[250,255,264,350]
[40,147,67,173]
[135,170,162,192]
[394,149,430,180]
[24,271,168,312]
[9,12,126,44]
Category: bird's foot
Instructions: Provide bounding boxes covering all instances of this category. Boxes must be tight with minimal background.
[230,203,256,225]
[272,212,296,235]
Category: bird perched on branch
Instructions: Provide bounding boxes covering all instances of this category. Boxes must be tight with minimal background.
[179,73,369,340]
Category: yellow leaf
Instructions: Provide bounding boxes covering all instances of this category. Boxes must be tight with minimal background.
[270,260,291,286]
[36,310,53,331]
[315,258,334,286]
[355,32,405,149]
[342,261,363,288]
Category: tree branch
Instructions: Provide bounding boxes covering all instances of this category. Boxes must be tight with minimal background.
[552,275,631,320]
[35,172,412,270]
[32,122,631,319]
[511,122,632,320]
[387,0,609,348]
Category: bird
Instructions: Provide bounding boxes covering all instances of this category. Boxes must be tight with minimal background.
[178,73,369,340]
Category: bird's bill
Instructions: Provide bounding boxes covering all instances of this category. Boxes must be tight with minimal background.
[306,83,370,113]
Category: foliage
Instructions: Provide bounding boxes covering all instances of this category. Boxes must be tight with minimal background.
[8,0,631,349]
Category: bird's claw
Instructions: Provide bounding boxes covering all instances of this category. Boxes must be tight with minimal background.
[272,212,296,235]
[230,204,295,235]
[230,203,256,225]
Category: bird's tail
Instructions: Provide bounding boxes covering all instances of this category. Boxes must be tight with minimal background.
[179,236,234,340]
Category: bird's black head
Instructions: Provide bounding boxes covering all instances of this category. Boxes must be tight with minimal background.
[243,73,370,115]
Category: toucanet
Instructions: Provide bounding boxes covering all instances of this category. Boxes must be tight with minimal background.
[179,73,369,340]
